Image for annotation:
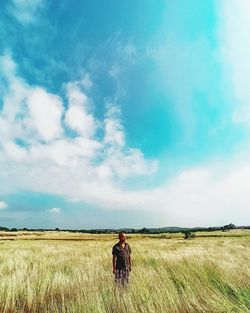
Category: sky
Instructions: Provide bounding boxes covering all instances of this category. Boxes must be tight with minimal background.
[0,0,249,229]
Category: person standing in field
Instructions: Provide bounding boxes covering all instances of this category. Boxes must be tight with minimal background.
[112,232,132,287]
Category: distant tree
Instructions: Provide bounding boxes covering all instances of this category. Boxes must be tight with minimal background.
[182,231,196,240]
[138,227,149,234]
[54,227,60,232]
[0,226,9,231]
[10,228,18,232]
[221,223,235,232]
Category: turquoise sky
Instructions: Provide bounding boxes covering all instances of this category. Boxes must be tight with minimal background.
[0,0,249,229]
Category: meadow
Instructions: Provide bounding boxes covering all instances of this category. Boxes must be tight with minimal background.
[0,230,249,313]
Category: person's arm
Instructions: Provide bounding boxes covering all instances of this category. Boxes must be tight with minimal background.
[128,244,132,271]
[128,255,132,271]
[113,255,117,274]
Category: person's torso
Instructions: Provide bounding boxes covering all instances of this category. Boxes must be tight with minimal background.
[113,242,130,269]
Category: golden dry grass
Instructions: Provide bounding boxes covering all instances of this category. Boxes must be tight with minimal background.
[0,230,249,313]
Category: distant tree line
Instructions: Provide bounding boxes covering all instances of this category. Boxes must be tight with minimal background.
[0,223,248,234]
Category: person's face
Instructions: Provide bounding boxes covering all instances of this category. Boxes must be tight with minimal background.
[119,233,126,242]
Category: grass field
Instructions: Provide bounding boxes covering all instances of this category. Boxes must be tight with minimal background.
[0,230,249,313]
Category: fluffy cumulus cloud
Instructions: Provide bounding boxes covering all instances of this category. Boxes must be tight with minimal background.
[64,82,97,138]
[0,53,158,209]
[26,88,64,142]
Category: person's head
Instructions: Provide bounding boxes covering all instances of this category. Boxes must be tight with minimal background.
[118,232,126,243]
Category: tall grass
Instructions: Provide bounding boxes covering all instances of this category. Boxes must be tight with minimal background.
[0,232,249,312]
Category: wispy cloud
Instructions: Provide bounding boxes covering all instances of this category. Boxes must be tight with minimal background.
[49,207,61,215]
[0,201,8,210]
[218,0,250,126]
[8,0,46,25]
[148,35,223,145]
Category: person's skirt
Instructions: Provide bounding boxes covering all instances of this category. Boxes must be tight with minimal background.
[115,268,130,286]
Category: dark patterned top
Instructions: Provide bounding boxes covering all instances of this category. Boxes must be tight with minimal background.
[112,242,132,270]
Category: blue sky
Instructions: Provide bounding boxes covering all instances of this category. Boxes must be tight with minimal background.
[0,0,249,229]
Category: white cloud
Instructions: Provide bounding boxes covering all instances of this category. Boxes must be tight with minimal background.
[0,54,64,145]
[0,53,17,80]
[28,137,101,167]
[0,201,8,210]
[102,148,158,179]
[3,142,28,161]
[0,53,156,199]
[103,105,125,148]
[26,88,64,142]
[49,207,61,215]
[2,154,248,226]
[65,105,96,138]
[64,82,97,138]
[0,54,30,145]
[101,103,158,178]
